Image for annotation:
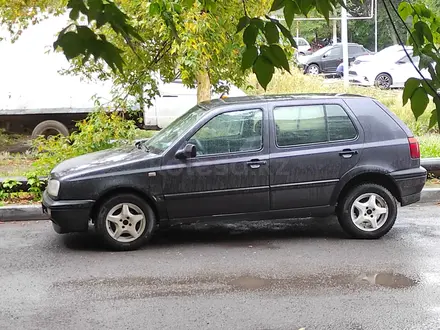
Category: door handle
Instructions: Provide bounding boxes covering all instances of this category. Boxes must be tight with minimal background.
[339,149,358,159]
[246,159,267,169]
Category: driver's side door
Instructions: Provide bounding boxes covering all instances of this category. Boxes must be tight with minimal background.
[161,106,270,220]
[322,46,342,72]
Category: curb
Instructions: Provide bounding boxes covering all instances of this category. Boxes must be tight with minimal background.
[420,188,440,205]
[0,205,48,222]
[1,188,439,222]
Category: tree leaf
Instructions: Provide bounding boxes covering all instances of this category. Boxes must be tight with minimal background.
[415,21,433,43]
[398,2,412,21]
[275,21,297,48]
[237,16,250,33]
[316,0,331,22]
[251,18,265,31]
[409,27,423,48]
[403,77,421,105]
[270,0,286,12]
[69,8,79,21]
[267,44,290,72]
[149,2,161,15]
[284,0,295,28]
[253,55,274,90]
[429,109,438,129]
[54,31,83,59]
[264,21,279,44]
[411,87,429,120]
[242,45,258,71]
[414,22,427,46]
[299,0,313,16]
[183,0,195,8]
[243,24,259,46]
[67,0,87,14]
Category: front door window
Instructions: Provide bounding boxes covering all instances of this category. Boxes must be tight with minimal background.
[189,109,263,156]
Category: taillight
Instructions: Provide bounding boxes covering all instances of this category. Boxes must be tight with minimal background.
[408,137,420,159]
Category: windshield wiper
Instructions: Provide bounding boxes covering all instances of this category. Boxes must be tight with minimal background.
[135,140,150,152]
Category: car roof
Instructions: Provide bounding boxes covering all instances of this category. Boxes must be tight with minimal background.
[199,93,369,109]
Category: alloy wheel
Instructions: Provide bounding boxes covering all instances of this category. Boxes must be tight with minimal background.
[350,193,389,232]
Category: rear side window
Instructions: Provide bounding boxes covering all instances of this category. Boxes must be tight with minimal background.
[273,104,357,147]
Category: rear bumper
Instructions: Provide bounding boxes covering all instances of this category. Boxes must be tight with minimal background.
[42,191,94,233]
[388,167,427,206]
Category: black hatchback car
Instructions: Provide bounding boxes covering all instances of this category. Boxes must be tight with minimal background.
[300,43,372,75]
[42,94,426,251]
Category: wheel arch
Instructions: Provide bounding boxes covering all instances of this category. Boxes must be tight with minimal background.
[333,171,401,208]
[90,187,161,224]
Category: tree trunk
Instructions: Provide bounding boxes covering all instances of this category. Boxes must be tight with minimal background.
[384,20,398,44]
[197,70,211,103]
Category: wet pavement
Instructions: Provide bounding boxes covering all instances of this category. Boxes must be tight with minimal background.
[0,203,440,329]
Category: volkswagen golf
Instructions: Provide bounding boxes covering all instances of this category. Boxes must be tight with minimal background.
[42,94,427,251]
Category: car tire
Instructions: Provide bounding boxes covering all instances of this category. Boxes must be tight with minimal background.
[31,120,69,139]
[95,193,156,251]
[337,184,397,239]
[374,73,392,89]
[306,64,320,75]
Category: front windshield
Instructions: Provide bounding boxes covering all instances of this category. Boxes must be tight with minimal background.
[313,45,333,57]
[144,105,207,153]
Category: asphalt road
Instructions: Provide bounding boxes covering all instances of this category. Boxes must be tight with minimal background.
[1,203,440,330]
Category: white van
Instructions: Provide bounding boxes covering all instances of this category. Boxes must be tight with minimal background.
[144,78,246,129]
[0,14,246,136]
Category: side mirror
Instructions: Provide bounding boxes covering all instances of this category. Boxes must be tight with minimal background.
[175,143,196,160]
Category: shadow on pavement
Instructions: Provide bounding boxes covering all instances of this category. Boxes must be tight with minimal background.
[59,216,347,252]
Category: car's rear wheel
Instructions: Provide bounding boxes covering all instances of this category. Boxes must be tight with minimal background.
[337,184,397,239]
[95,193,156,251]
[374,73,392,89]
[306,64,320,75]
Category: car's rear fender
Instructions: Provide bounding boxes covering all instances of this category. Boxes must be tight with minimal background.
[331,166,402,206]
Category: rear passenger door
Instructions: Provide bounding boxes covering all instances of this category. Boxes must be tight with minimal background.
[269,100,364,210]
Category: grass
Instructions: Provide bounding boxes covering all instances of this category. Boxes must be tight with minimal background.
[418,134,440,158]
[0,152,35,177]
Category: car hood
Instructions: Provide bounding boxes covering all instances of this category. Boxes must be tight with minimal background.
[51,145,158,179]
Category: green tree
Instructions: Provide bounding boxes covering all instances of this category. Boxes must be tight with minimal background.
[2,0,440,129]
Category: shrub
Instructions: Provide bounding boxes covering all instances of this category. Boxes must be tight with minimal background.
[30,108,149,177]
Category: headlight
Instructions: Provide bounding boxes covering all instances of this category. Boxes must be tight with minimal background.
[47,179,60,197]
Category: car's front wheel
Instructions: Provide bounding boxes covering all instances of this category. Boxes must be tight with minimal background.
[374,73,392,89]
[337,184,397,239]
[95,193,156,251]
[306,64,320,75]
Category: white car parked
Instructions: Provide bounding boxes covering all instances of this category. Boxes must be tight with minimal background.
[293,37,312,56]
[352,44,408,65]
[349,46,430,89]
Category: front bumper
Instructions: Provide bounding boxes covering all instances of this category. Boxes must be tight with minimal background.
[42,191,95,234]
[348,74,372,86]
[388,166,427,206]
